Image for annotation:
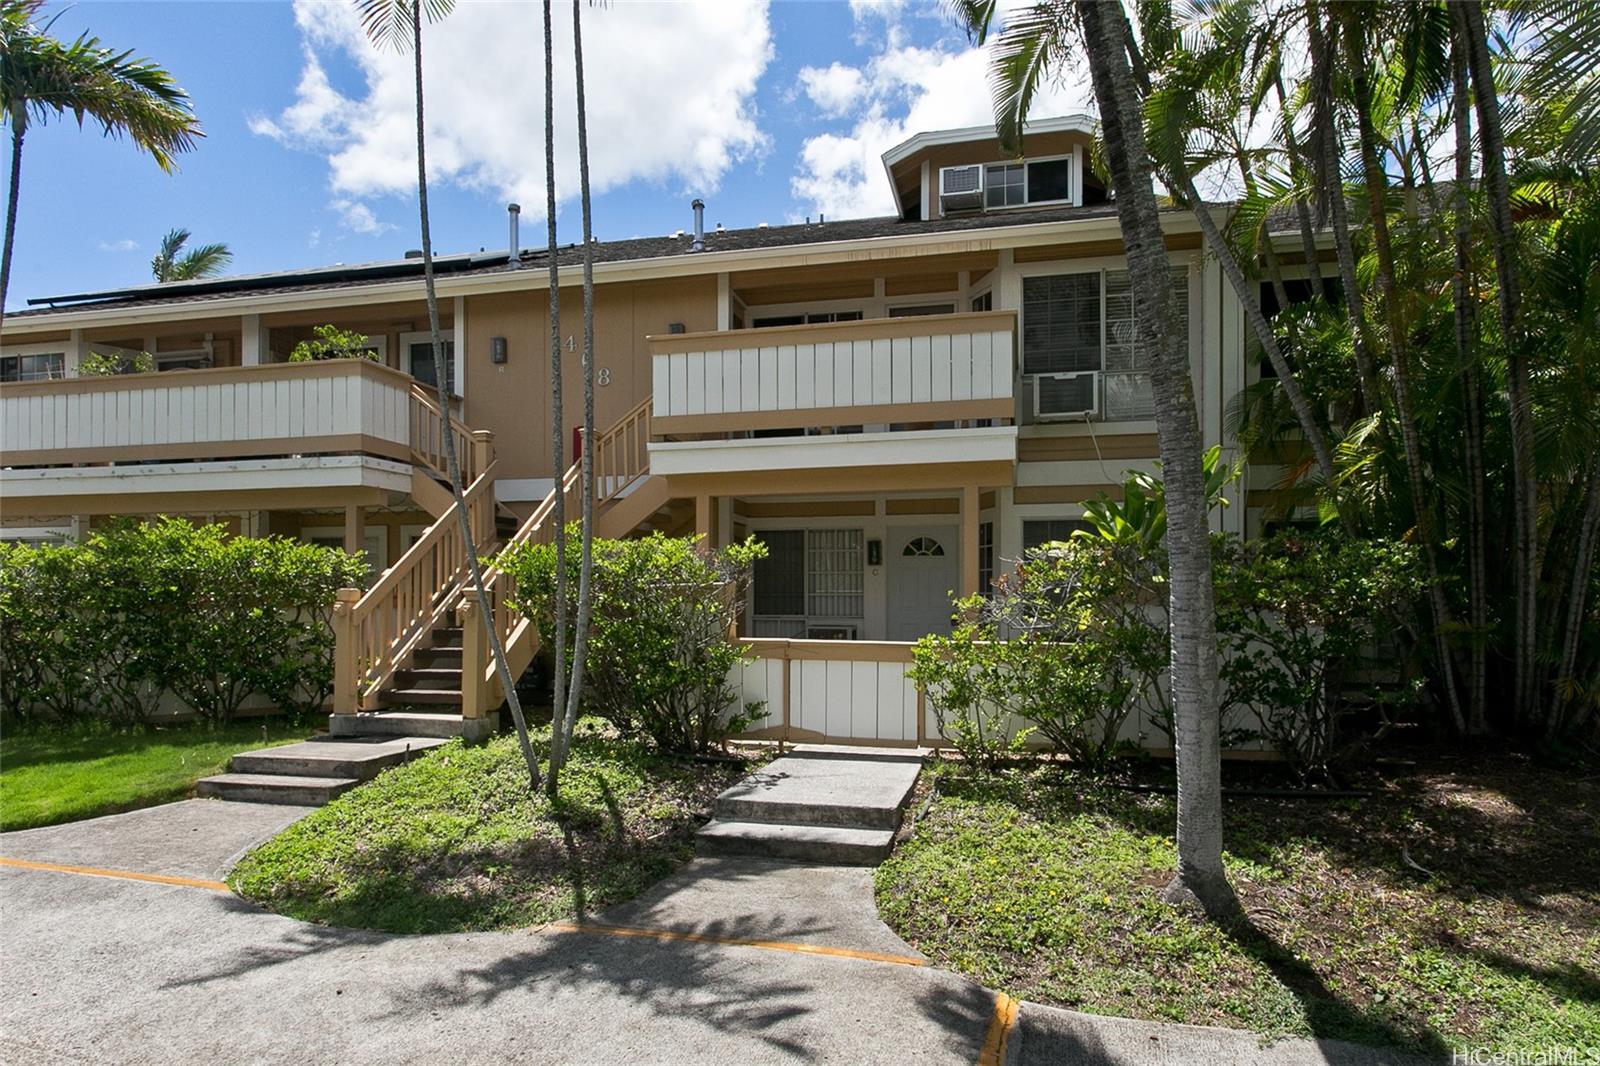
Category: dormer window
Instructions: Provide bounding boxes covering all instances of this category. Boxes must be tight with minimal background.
[986,164,1026,207]
[984,158,1071,210]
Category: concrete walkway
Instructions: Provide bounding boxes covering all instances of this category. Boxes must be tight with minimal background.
[0,800,1433,1065]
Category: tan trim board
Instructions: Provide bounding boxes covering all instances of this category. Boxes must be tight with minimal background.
[979,490,996,509]
[652,398,1013,436]
[1018,433,1159,462]
[0,356,413,397]
[663,460,1014,498]
[740,637,917,663]
[646,309,1017,353]
[1013,484,1123,505]
[737,499,877,518]
[0,485,392,518]
[6,434,413,467]
[885,497,959,515]
[1012,232,1201,263]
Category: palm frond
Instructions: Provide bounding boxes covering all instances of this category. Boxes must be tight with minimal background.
[985,2,1078,155]
[354,0,456,53]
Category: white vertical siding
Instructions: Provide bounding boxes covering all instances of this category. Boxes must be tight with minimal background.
[653,318,1016,419]
[0,364,412,460]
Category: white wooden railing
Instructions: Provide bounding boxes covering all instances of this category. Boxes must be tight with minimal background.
[0,359,415,466]
[648,310,1017,435]
[729,639,926,746]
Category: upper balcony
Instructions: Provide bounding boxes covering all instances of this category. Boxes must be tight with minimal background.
[645,310,1018,491]
[0,359,455,516]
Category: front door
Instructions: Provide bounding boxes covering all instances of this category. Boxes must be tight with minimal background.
[887,525,959,641]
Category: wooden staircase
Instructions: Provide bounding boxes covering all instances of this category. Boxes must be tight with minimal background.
[330,393,661,741]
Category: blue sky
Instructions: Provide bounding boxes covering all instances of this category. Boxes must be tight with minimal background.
[5,0,1096,312]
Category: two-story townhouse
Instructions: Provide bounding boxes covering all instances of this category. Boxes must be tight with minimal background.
[0,116,1324,742]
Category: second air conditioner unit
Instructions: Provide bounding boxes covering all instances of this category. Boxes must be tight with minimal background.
[938,165,984,214]
[1033,371,1099,420]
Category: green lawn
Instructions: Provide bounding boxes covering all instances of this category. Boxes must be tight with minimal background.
[229,722,757,933]
[0,718,311,831]
[875,756,1600,1057]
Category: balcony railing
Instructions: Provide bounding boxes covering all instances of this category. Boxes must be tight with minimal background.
[0,359,415,468]
[648,310,1017,437]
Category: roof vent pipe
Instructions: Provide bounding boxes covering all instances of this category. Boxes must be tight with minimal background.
[506,203,522,269]
[690,198,705,252]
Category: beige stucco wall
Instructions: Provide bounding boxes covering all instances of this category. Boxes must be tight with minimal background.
[463,275,717,483]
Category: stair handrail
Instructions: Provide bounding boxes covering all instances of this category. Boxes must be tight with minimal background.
[460,394,655,715]
[409,383,491,485]
[333,459,499,711]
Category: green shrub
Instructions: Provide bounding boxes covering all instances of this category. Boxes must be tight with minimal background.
[78,349,155,376]
[0,519,366,729]
[911,538,1159,770]
[500,531,766,754]
[1212,531,1425,780]
[287,324,381,362]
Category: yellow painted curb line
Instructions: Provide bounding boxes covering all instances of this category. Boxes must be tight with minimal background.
[0,856,229,893]
[977,992,1020,1066]
[547,920,927,968]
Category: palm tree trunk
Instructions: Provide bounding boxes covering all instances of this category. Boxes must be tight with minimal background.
[1450,10,1489,735]
[1,119,24,334]
[1274,74,1328,304]
[1306,1,1384,419]
[1082,0,1237,921]
[1343,9,1466,733]
[542,0,568,797]
[409,2,540,788]
[1551,461,1600,740]
[1235,150,1291,315]
[561,0,598,754]
[1461,0,1538,728]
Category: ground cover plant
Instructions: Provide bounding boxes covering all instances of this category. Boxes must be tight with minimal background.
[0,717,310,831]
[875,754,1599,1056]
[229,721,759,933]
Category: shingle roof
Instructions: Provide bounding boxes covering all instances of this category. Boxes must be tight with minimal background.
[12,201,1128,320]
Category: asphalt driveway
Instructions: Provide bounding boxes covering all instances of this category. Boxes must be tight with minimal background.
[0,800,1429,1065]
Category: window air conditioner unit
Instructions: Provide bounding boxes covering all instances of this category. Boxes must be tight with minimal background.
[938,165,984,214]
[1033,371,1099,420]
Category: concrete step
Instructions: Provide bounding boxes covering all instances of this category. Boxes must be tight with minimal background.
[196,772,359,806]
[329,710,496,742]
[384,688,464,706]
[785,745,928,765]
[391,667,463,690]
[695,819,896,866]
[711,754,922,831]
[229,736,449,780]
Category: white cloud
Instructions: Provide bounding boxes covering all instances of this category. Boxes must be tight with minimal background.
[790,11,1095,221]
[257,0,773,224]
[331,198,394,236]
[97,238,138,253]
[798,63,868,118]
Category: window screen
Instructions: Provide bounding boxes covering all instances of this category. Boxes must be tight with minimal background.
[1027,158,1071,202]
[0,353,65,382]
[1022,273,1101,375]
[1103,268,1188,421]
[1022,519,1093,551]
[753,530,805,616]
[985,163,1025,207]
[408,339,456,392]
[888,303,956,318]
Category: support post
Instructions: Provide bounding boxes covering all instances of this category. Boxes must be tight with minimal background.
[471,429,494,482]
[331,587,361,715]
[344,504,366,558]
[960,484,980,598]
[695,493,716,549]
[458,591,488,719]
[241,314,267,366]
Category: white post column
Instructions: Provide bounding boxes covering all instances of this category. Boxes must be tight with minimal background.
[716,273,731,331]
[241,314,267,365]
[66,330,86,376]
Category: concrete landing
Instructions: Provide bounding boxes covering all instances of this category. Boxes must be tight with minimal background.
[696,750,923,866]
[197,734,451,807]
